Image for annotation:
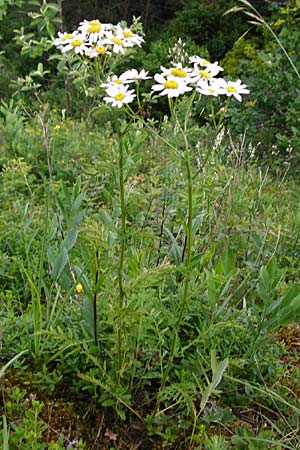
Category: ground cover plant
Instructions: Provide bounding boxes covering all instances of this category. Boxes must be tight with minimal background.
[1,1,300,449]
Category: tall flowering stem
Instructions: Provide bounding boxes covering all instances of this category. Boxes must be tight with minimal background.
[161,93,195,391]
[112,108,126,384]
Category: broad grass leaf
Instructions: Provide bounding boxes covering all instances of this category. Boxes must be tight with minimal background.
[99,208,113,226]
[51,247,68,281]
[61,229,78,252]
[221,247,235,276]
[256,283,271,304]
[164,225,182,267]
[200,355,229,412]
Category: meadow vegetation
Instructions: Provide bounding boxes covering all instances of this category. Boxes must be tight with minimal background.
[1,1,300,449]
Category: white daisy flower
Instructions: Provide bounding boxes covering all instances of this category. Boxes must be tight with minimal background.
[114,25,144,47]
[189,56,222,69]
[196,78,225,97]
[152,73,192,98]
[160,63,195,83]
[77,19,113,43]
[85,43,111,58]
[101,74,129,89]
[189,56,223,79]
[121,68,151,83]
[104,84,136,108]
[53,31,78,49]
[103,33,128,54]
[189,55,204,65]
[193,64,221,82]
[204,61,224,73]
[219,79,250,102]
[60,34,90,55]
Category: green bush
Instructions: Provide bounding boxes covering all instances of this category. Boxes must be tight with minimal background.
[222,0,300,171]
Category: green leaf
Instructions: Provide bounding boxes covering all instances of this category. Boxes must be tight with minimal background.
[99,209,113,227]
[37,62,43,75]
[266,294,300,329]
[164,225,182,267]
[256,283,271,304]
[116,405,126,420]
[101,399,115,407]
[61,229,78,252]
[0,350,28,378]
[260,266,269,288]
[73,176,81,200]
[265,295,284,315]
[281,284,300,309]
[82,297,94,339]
[206,272,217,312]
[52,248,68,280]
[46,22,56,37]
[200,353,229,412]
[71,193,84,213]
[221,247,235,276]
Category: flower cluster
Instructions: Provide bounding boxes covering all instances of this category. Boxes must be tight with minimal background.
[152,57,249,102]
[53,19,250,108]
[101,57,250,107]
[53,19,144,57]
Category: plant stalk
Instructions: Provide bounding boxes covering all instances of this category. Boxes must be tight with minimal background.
[160,98,194,391]
[112,109,126,384]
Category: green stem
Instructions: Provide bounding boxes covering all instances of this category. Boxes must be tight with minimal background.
[93,249,99,346]
[112,109,126,384]
[160,95,194,391]
[210,97,217,129]
[161,149,193,390]
[136,82,142,112]
[218,97,230,128]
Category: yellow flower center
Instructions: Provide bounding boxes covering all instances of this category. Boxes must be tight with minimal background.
[113,79,123,84]
[115,93,125,101]
[62,33,73,40]
[203,59,211,65]
[112,37,124,46]
[164,80,179,89]
[95,46,107,54]
[76,283,83,293]
[123,30,134,38]
[208,88,215,94]
[71,39,83,47]
[87,20,101,33]
[199,70,211,79]
[171,68,187,78]
[227,85,237,93]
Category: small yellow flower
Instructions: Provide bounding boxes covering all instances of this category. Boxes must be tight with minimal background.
[76,283,83,294]
[54,124,61,130]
